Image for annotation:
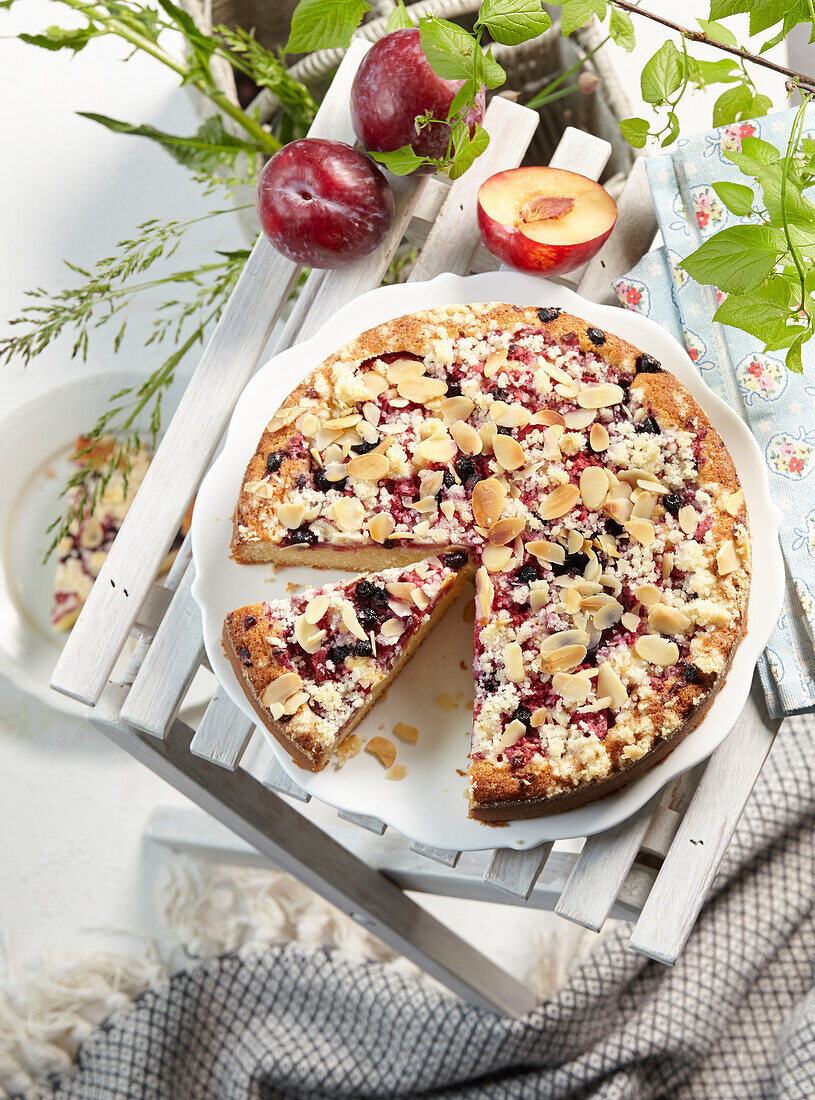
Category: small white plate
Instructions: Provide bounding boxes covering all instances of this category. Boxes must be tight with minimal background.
[0,372,214,719]
[192,271,783,850]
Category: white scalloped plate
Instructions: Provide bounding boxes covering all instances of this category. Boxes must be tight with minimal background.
[192,271,783,850]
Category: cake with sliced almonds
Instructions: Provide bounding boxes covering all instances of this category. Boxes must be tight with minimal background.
[230,303,750,818]
[223,554,470,770]
[52,437,189,631]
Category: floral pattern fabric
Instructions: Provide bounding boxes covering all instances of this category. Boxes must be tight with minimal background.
[612,105,815,717]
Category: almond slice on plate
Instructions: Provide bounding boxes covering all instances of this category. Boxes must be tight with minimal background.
[635,634,679,666]
[366,736,397,767]
[472,477,506,527]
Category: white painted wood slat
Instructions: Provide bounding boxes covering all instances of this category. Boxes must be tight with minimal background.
[189,686,254,769]
[262,756,311,803]
[50,40,373,709]
[484,843,554,901]
[630,680,780,964]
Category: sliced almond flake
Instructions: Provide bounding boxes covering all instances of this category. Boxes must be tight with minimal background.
[410,495,438,514]
[495,718,526,751]
[278,503,306,529]
[604,498,633,524]
[593,597,624,630]
[496,403,532,428]
[597,533,619,558]
[493,434,525,471]
[527,539,565,566]
[552,671,592,705]
[478,422,498,453]
[540,360,572,385]
[389,398,409,408]
[621,611,640,631]
[393,721,418,743]
[631,491,656,520]
[366,736,397,767]
[357,421,380,446]
[563,408,596,430]
[244,480,274,498]
[363,371,388,397]
[484,348,508,377]
[397,376,448,404]
[323,461,349,483]
[472,477,506,527]
[625,517,655,547]
[725,489,744,516]
[618,467,654,485]
[565,587,581,614]
[440,395,475,424]
[635,634,679,666]
[304,593,330,625]
[579,696,614,714]
[543,645,588,674]
[637,477,667,495]
[555,380,581,400]
[330,497,365,533]
[539,483,580,521]
[324,413,362,430]
[294,615,326,654]
[678,505,699,536]
[411,586,430,610]
[600,572,623,596]
[475,566,493,618]
[565,529,583,555]
[261,671,302,708]
[413,519,431,538]
[488,516,525,545]
[387,581,415,599]
[716,539,740,574]
[382,617,405,640]
[368,513,395,544]
[347,452,390,481]
[385,764,407,780]
[530,707,548,728]
[649,603,692,634]
[584,548,602,582]
[450,420,482,456]
[530,589,548,611]
[488,400,509,422]
[339,601,368,641]
[577,382,624,409]
[420,470,444,497]
[440,500,456,520]
[416,437,457,465]
[269,701,286,720]
[541,627,590,653]
[579,465,608,511]
[589,422,610,452]
[530,408,566,427]
[298,412,320,438]
[635,584,660,608]
[362,401,381,426]
[282,691,310,717]
[662,551,674,579]
[481,544,513,573]
[503,641,525,683]
[387,358,425,383]
[388,598,412,619]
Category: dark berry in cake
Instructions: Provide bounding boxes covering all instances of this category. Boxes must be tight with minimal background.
[446,381,462,397]
[512,704,532,728]
[638,415,660,435]
[480,675,499,694]
[537,307,561,323]
[442,469,456,489]
[289,526,316,545]
[327,644,351,666]
[243,615,257,630]
[356,580,389,607]
[357,606,380,632]
[442,549,469,570]
[238,646,252,667]
[682,662,701,684]
[353,639,373,657]
[587,326,606,345]
[636,353,662,373]
[663,493,683,516]
[497,425,513,435]
[455,456,476,484]
[605,518,623,537]
[563,551,589,574]
[266,450,284,473]
[351,439,377,455]
[315,470,347,493]
[492,387,509,402]
[516,562,540,586]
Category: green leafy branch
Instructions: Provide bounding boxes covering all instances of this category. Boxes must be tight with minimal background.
[680,97,815,373]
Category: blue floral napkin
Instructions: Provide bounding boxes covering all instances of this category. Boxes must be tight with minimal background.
[613,106,815,718]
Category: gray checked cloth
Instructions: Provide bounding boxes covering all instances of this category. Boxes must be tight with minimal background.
[26,714,815,1099]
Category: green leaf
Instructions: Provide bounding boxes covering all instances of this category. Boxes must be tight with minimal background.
[420,17,477,81]
[709,0,750,17]
[480,46,506,88]
[661,111,680,147]
[750,93,773,118]
[608,8,635,50]
[368,145,427,175]
[386,0,413,31]
[477,0,551,45]
[712,180,754,216]
[680,224,784,293]
[750,0,800,37]
[712,276,795,345]
[740,136,780,163]
[619,117,650,148]
[787,333,806,373]
[712,83,752,126]
[640,42,682,105]
[77,113,259,171]
[687,58,739,86]
[448,120,490,179]
[560,0,606,37]
[285,0,371,52]
[19,25,97,52]
[696,17,737,45]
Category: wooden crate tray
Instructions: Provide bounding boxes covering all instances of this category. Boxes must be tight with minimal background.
[51,40,780,1015]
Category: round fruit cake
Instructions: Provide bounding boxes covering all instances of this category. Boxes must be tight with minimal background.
[230,303,751,821]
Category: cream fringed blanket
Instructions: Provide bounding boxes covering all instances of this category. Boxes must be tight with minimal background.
[7,714,815,1099]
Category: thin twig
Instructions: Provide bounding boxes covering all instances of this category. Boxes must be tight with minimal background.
[610,0,815,91]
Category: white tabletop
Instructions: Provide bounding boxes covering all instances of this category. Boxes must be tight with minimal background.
[0,0,788,988]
